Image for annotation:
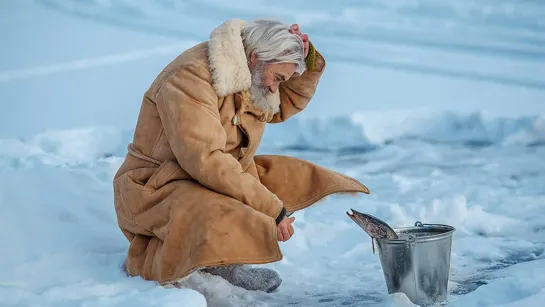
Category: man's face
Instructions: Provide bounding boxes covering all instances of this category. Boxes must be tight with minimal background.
[249,60,297,108]
[256,62,297,93]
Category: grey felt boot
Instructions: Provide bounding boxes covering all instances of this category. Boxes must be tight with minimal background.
[201,264,282,293]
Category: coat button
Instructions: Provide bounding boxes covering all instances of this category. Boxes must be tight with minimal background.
[240,147,248,157]
[232,115,241,126]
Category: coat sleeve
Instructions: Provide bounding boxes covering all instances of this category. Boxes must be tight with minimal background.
[270,41,326,123]
[153,63,284,220]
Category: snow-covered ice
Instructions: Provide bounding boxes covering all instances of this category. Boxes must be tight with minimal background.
[1,0,544,306]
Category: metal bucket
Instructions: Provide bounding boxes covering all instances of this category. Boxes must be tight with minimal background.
[375,221,455,306]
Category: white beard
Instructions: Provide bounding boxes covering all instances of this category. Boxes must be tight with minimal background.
[249,62,275,112]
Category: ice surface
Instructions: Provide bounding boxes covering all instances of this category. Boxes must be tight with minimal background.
[1,0,544,306]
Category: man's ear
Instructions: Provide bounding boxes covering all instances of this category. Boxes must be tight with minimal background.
[249,52,256,65]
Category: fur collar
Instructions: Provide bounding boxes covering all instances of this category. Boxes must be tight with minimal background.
[208,19,280,114]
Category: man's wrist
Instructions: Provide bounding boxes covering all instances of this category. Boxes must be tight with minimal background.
[305,41,317,71]
[275,207,287,225]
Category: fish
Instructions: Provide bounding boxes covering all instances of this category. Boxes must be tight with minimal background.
[346,208,399,254]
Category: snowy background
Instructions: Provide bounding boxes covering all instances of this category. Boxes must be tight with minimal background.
[1,0,544,306]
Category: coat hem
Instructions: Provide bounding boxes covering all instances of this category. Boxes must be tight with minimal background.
[154,217,282,285]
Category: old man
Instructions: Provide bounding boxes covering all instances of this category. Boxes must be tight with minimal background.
[113,18,370,293]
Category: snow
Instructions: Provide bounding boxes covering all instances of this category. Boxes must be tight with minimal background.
[262,111,545,151]
[1,0,544,306]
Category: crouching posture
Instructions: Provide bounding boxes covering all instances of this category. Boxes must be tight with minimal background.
[113,18,370,292]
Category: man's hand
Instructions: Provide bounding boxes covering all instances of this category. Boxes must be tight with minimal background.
[289,24,309,57]
[277,216,295,242]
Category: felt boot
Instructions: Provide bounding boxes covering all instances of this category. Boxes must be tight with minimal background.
[202,264,282,293]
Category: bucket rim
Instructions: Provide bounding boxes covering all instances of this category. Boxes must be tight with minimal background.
[375,221,456,243]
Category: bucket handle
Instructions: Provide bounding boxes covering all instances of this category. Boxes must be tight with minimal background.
[414,221,449,228]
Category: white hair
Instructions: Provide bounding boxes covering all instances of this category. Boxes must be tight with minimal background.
[241,19,307,75]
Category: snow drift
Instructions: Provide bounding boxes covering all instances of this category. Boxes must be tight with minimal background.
[262,110,545,151]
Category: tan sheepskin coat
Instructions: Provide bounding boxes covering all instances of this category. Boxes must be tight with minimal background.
[113,19,370,284]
